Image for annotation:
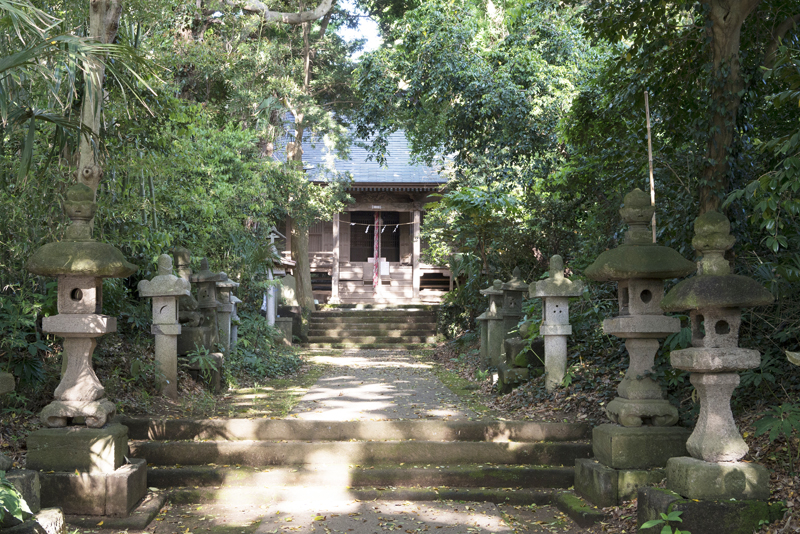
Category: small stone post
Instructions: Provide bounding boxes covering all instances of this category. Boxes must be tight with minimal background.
[531,255,584,391]
[575,188,696,507]
[216,274,239,356]
[476,312,489,370]
[479,280,505,368]
[138,254,190,399]
[230,295,242,352]
[0,372,15,470]
[658,211,773,506]
[25,184,146,516]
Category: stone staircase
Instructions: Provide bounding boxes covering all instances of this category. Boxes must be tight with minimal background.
[120,417,598,525]
[305,305,438,349]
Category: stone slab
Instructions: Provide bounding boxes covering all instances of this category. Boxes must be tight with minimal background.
[1,508,65,534]
[638,486,783,534]
[593,424,690,469]
[65,490,167,531]
[574,458,664,507]
[602,315,679,338]
[5,470,41,513]
[666,456,770,501]
[670,346,761,372]
[27,424,128,474]
[41,314,116,337]
[151,324,181,336]
[0,372,14,395]
[39,458,146,517]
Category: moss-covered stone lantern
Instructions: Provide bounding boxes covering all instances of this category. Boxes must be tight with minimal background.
[27,184,137,428]
[585,189,696,427]
[660,211,773,501]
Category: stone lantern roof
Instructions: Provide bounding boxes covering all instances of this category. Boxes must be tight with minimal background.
[190,259,226,283]
[661,211,773,312]
[27,184,137,278]
[585,189,695,282]
[531,255,584,298]
[502,267,528,292]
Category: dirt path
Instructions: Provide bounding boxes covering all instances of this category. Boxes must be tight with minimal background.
[288,348,476,421]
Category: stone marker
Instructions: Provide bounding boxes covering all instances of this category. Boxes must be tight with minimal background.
[530,255,584,391]
[501,267,528,340]
[648,211,774,530]
[216,274,239,355]
[479,280,505,368]
[137,254,191,399]
[25,183,145,517]
[577,188,695,507]
[0,372,15,470]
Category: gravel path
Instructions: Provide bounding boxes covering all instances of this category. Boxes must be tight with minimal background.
[288,348,476,421]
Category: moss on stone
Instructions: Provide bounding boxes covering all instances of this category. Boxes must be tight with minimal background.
[27,240,137,278]
[584,245,696,281]
[661,274,774,312]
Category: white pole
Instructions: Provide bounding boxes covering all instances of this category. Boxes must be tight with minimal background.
[645,91,656,244]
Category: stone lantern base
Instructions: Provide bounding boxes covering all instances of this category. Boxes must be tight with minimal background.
[666,456,770,501]
[26,424,146,517]
[575,424,691,506]
[638,486,781,534]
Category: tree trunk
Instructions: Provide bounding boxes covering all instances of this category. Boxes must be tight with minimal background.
[699,0,760,214]
[77,0,123,197]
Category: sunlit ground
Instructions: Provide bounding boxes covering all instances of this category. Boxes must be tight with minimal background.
[288,349,473,421]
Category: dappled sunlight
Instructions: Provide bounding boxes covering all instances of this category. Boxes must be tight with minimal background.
[308,354,433,369]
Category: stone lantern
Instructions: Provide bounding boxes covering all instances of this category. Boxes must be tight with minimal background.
[576,188,695,507]
[479,280,505,368]
[25,184,145,517]
[585,189,696,427]
[501,267,528,340]
[216,274,240,356]
[230,295,242,352]
[138,254,190,399]
[531,255,584,391]
[659,211,773,503]
[27,184,137,428]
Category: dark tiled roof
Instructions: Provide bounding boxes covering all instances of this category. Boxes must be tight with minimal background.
[275,115,446,185]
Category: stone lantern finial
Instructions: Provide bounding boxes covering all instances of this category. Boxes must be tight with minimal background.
[64,184,97,241]
[549,255,565,281]
[620,188,655,245]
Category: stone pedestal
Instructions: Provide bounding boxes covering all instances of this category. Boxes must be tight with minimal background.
[275,316,293,346]
[138,254,191,400]
[661,211,774,509]
[531,255,583,391]
[575,424,690,506]
[638,487,783,534]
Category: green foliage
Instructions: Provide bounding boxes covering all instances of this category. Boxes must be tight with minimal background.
[185,345,219,385]
[227,309,302,383]
[640,510,690,534]
[0,470,31,523]
[753,403,800,475]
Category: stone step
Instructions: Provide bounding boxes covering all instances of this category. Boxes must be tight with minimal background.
[128,440,592,467]
[309,314,436,323]
[317,304,439,313]
[307,325,436,336]
[306,335,438,344]
[165,485,556,507]
[116,418,590,442]
[303,342,435,349]
[147,464,576,490]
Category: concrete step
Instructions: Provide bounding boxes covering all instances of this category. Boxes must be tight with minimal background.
[116,418,590,442]
[147,464,575,490]
[306,335,438,344]
[128,440,592,467]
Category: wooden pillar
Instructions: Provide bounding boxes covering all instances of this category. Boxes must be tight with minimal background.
[413,210,421,300]
[331,213,340,304]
